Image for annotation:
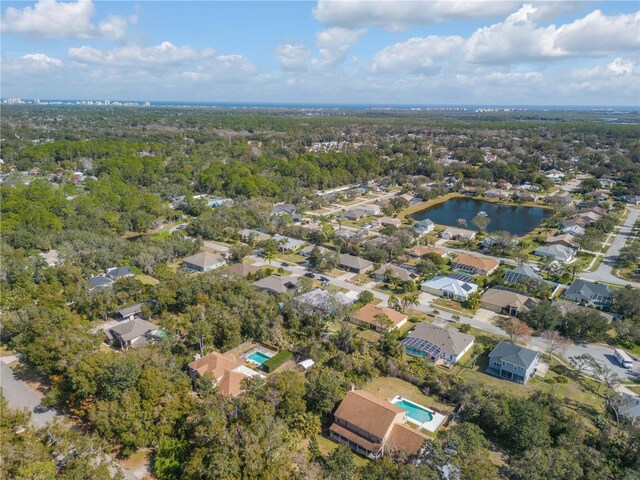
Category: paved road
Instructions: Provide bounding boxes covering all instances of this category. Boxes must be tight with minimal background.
[580,207,640,287]
[1,358,56,427]
[1,358,145,480]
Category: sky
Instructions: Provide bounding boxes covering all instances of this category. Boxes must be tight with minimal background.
[1,0,639,106]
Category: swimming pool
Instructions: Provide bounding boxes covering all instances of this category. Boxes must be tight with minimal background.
[247,351,271,365]
[393,398,434,423]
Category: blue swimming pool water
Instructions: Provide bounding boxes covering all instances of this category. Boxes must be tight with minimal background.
[394,399,434,423]
[247,351,271,365]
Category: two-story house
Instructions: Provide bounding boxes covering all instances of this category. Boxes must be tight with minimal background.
[488,341,540,384]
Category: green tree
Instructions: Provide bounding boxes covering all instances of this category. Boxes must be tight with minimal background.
[324,444,357,480]
[472,214,491,233]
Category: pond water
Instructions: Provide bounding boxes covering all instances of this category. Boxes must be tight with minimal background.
[410,197,553,236]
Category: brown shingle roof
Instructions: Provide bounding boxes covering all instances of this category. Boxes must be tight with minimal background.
[352,304,408,329]
[387,423,428,456]
[452,253,499,272]
[481,288,537,311]
[188,351,242,379]
[216,369,247,397]
[333,390,404,441]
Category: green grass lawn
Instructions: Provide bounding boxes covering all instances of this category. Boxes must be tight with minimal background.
[363,376,453,413]
[136,274,160,285]
[433,298,475,316]
[357,328,381,343]
[275,253,306,264]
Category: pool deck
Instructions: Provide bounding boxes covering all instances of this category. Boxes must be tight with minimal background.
[391,395,446,432]
[242,346,277,366]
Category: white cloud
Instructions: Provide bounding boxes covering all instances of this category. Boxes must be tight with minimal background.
[275,44,311,71]
[554,10,640,55]
[465,6,640,64]
[314,0,520,30]
[68,42,215,67]
[315,27,364,66]
[372,35,464,73]
[1,0,135,41]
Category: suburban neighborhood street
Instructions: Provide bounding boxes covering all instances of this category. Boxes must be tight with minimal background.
[580,207,640,287]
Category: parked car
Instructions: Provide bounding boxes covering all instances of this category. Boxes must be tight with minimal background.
[304,272,315,278]
[319,276,330,282]
[281,262,290,267]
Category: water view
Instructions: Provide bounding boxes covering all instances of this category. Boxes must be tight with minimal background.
[410,197,553,236]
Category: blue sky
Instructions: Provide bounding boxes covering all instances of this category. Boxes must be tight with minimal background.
[1,1,639,105]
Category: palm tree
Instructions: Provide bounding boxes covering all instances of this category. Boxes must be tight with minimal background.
[562,263,583,281]
[264,250,275,265]
[388,295,401,312]
[402,292,420,312]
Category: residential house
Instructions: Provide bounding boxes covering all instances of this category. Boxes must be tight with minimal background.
[553,300,614,324]
[272,234,305,253]
[488,341,540,384]
[39,249,60,266]
[564,279,614,306]
[480,288,538,317]
[497,180,513,190]
[546,234,579,250]
[412,219,435,237]
[534,244,576,263]
[351,304,408,333]
[561,218,589,230]
[294,288,356,314]
[403,322,474,364]
[187,351,261,397]
[440,227,476,240]
[253,275,300,295]
[377,217,401,228]
[451,254,500,276]
[88,275,114,291]
[503,265,544,285]
[329,390,429,459]
[580,206,607,217]
[406,246,447,258]
[360,204,382,215]
[561,224,586,237]
[106,266,134,281]
[372,264,415,282]
[623,194,640,205]
[338,253,374,273]
[343,209,367,221]
[334,228,358,239]
[238,229,271,243]
[484,188,510,199]
[299,245,330,257]
[182,252,226,273]
[586,190,610,202]
[107,318,159,349]
[598,178,616,189]
[227,263,260,277]
[116,302,147,321]
[577,211,602,224]
[271,203,297,216]
[421,276,479,301]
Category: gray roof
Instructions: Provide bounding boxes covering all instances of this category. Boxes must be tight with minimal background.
[117,302,146,318]
[182,252,224,268]
[107,266,133,279]
[271,203,297,215]
[565,279,613,301]
[253,275,299,294]
[489,341,539,369]
[338,253,374,271]
[413,219,434,233]
[294,288,354,312]
[88,276,113,288]
[503,265,543,284]
[407,322,475,356]
[534,244,575,261]
[109,318,157,343]
[372,264,414,281]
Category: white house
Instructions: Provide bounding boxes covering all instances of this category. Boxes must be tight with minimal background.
[421,276,479,301]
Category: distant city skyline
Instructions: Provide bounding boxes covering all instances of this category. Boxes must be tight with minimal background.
[1,1,639,106]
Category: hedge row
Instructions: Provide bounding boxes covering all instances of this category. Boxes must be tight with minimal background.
[262,350,293,373]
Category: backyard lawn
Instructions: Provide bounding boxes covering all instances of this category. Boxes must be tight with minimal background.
[363,376,453,413]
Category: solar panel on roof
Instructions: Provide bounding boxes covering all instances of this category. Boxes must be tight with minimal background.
[403,337,442,357]
[446,273,474,283]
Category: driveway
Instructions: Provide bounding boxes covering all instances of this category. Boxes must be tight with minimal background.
[580,207,640,287]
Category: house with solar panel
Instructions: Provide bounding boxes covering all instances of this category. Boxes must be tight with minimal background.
[403,322,475,365]
[420,275,479,301]
[488,341,540,384]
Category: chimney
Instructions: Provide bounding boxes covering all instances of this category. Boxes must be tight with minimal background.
[194,353,201,361]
